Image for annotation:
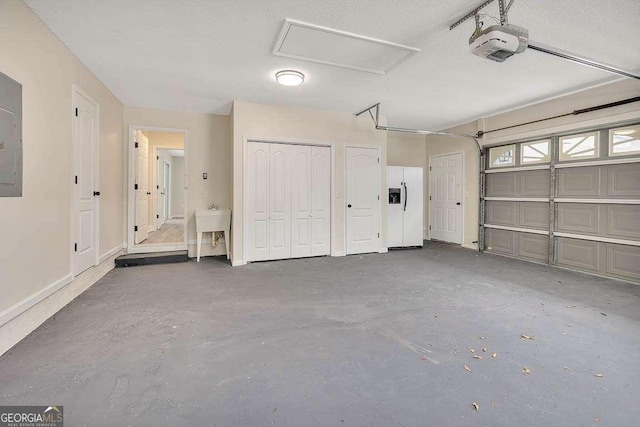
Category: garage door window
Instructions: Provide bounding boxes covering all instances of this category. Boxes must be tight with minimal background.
[610,125,640,157]
[489,144,515,168]
[559,132,599,161]
[521,140,550,164]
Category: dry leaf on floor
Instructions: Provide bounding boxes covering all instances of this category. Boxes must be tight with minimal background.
[490,401,496,406]
[566,305,577,308]
[595,374,604,378]
[470,348,475,353]
[521,334,535,340]
[492,352,497,358]
[480,336,486,340]
[562,332,568,335]
[464,365,472,372]
[483,347,488,352]
[593,418,600,423]
[472,402,479,411]
[522,367,531,374]
[473,355,483,359]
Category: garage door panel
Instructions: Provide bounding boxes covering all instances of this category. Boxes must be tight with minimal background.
[606,205,640,241]
[519,202,549,230]
[486,173,516,197]
[556,203,600,234]
[517,170,550,197]
[518,234,548,262]
[557,238,599,271]
[557,167,602,197]
[606,244,640,280]
[486,228,516,256]
[486,201,517,226]
[608,164,640,198]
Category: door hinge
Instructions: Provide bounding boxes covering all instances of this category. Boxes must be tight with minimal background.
[157,215,159,219]
[157,156,159,160]
[157,185,159,189]
[377,157,380,163]
[378,195,380,200]
[75,108,78,117]
[378,233,380,238]
[134,184,138,190]
[75,175,78,184]
[429,196,431,200]
[135,142,139,148]
[429,225,431,230]
[429,166,432,171]
[74,243,78,252]
[134,226,138,232]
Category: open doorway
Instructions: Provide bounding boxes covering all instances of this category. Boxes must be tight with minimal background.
[128,127,187,253]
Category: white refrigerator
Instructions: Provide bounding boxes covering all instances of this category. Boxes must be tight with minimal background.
[387,166,424,248]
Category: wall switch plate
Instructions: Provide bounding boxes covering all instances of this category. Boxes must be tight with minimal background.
[203,173,208,179]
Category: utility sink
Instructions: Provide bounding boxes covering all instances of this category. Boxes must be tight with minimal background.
[195,209,231,261]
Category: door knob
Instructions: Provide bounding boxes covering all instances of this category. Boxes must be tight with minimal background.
[456,202,461,205]
[147,192,152,195]
[347,204,352,208]
[93,191,100,196]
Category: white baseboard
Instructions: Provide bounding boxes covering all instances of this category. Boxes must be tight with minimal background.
[0,274,73,328]
[0,248,123,357]
[98,243,124,264]
[332,251,346,257]
[462,243,479,251]
[379,248,388,253]
[231,259,246,266]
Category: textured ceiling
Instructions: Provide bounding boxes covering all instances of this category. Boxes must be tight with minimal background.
[25,0,640,129]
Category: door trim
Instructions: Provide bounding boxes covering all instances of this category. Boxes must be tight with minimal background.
[428,150,465,245]
[71,84,100,276]
[127,125,188,254]
[344,144,383,255]
[242,136,336,263]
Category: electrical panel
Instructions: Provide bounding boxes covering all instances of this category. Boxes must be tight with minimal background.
[0,71,22,197]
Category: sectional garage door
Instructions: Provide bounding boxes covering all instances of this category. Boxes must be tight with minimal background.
[481,122,640,284]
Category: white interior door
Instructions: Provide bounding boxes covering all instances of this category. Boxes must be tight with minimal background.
[291,145,313,258]
[403,167,424,247]
[311,146,331,256]
[135,131,149,243]
[346,146,380,255]
[269,144,291,260]
[386,166,404,248]
[430,153,462,244]
[247,142,270,261]
[72,89,98,276]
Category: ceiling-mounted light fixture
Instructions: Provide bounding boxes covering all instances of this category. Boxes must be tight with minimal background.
[275,70,305,86]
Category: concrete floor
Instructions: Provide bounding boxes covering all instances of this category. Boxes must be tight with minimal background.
[1,243,640,426]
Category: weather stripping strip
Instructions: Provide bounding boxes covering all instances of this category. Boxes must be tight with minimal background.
[554,232,640,247]
[484,224,550,235]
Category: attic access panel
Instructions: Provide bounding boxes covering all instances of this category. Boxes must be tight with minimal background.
[273,19,420,75]
[0,71,22,197]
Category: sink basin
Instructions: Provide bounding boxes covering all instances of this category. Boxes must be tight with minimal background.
[195,208,231,232]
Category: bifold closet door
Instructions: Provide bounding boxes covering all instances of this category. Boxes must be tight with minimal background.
[269,143,292,260]
[291,145,313,258]
[246,142,270,261]
[311,146,331,256]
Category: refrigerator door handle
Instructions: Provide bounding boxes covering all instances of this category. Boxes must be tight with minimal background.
[403,182,408,211]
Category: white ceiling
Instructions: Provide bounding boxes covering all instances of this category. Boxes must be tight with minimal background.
[25,0,640,130]
[165,149,184,158]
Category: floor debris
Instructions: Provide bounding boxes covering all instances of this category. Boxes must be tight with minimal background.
[472,402,479,411]
[522,367,531,374]
[521,334,535,340]
[464,365,472,372]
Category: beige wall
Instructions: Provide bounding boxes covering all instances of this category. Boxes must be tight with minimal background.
[387,132,428,239]
[232,101,388,262]
[0,0,124,314]
[124,107,231,257]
